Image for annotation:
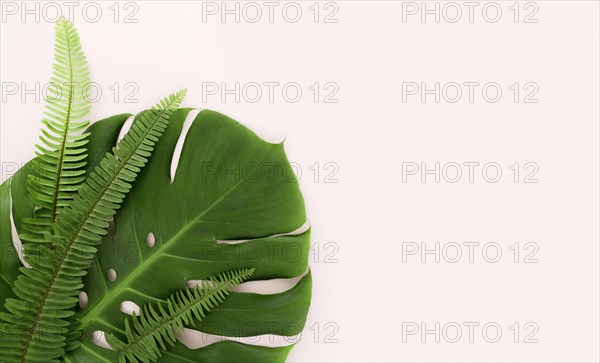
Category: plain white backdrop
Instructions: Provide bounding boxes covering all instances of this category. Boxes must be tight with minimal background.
[1,1,599,362]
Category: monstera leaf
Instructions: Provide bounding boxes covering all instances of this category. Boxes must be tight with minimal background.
[1,109,312,362]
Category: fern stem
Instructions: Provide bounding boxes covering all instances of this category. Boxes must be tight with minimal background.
[50,19,76,223]
[20,268,57,362]
[18,20,79,362]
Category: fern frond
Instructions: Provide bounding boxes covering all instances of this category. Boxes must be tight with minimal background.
[107,268,255,363]
[22,17,92,243]
[0,90,186,363]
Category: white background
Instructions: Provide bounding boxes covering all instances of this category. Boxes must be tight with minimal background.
[1,1,599,362]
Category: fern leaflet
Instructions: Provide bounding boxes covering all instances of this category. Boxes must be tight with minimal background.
[107,268,255,363]
[22,17,91,244]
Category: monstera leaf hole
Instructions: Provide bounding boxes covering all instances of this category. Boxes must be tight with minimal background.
[7,187,28,268]
[170,109,201,182]
[91,331,112,350]
[185,268,310,295]
[79,291,89,308]
[119,301,140,315]
[108,268,118,282]
[146,232,156,248]
[116,115,136,145]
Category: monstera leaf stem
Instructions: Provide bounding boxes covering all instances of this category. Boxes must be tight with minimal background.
[79,199,227,326]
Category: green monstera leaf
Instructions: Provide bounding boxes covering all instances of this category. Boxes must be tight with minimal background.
[1,109,312,362]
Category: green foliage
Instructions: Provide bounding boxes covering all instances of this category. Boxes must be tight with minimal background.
[107,269,255,363]
[0,17,310,363]
[22,17,92,244]
[0,91,186,362]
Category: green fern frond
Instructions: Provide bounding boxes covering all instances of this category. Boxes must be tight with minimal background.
[21,17,92,244]
[107,268,255,363]
[0,90,186,363]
